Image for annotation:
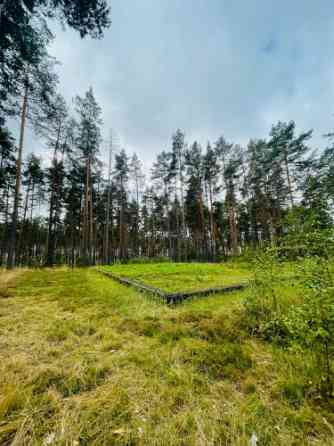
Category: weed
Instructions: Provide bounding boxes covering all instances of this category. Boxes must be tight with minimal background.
[186,342,252,380]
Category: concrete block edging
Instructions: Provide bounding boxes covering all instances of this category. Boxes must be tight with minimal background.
[97,269,248,304]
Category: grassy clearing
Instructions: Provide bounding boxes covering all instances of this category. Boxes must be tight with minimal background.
[99,262,252,293]
[0,266,333,445]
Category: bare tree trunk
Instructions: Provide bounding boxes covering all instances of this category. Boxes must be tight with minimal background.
[175,193,181,262]
[204,181,210,260]
[105,146,112,263]
[228,205,238,256]
[83,156,94,265]
[135,176,140,257]
[284,151,294,207]
[82,156,91,264]
[17,178,31,264]
[89,162,94,264]
[28,182,36,265]
[208,181,216,261]
[0,184,10,265]
[198,188,206,261]
[119,176,125,261]
[165,182,172,260]
[179,158,186,261]
[7,83,28,269]
[46,180,56,266]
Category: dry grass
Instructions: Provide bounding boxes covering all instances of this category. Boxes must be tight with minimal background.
[0,268,26,299]
[0,267,333,445]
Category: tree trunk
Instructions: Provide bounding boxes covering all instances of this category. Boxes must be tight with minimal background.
[208,181,216,261]
[89,166,94,264]
[284,151,294,207]
[228,205,238,256]
[180,165,186,261]
[119,176,125,261]
[198,188,206,261]
[7,83,28,269]
[82,156,93,265]
[17,178,31,264]
[105,147,112,263]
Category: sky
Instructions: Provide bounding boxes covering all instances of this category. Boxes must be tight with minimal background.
[21,0,334,168]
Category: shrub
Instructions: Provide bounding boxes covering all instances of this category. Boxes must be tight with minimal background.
[243,246,334,397]
[243,249,283,337]
[288,257,334,396]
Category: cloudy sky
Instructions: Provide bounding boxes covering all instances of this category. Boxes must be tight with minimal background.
[23,0,334,167]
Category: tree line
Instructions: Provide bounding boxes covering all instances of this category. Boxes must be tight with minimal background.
[1,1,334,267]
[1,110,334,266]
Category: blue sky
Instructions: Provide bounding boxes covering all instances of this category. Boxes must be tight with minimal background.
[22,0,334,166]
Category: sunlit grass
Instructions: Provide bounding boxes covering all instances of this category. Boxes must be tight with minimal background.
[0,266,333,445]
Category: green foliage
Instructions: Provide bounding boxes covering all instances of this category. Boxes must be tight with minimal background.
[244,249,283,335]
[289,257,334,395]
[279,207,334,259]
[244,248,334,398]
[0,0,110,120]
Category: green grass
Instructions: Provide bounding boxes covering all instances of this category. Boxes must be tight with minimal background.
[0,265,333,445]
[99,262,252,293]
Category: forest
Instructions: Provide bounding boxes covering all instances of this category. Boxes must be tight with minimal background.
[1,3,334,268]
[1,1,334,445]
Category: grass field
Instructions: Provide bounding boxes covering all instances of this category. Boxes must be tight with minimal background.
[0,265,333,445]
[99,262,252,293]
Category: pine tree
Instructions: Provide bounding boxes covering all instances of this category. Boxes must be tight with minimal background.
[0,0,110,122]
[215,136,241,255]
[19,153,44,264]
[151,150,174,258]
[75,87,102,265]
[0,126,16,264]
[171,129,186,261]
[114,149,130,261]
[203,143,220,260]
[64,161,85,267]
[246,138,285,245]
[43,95,71,266]
[224,153,241,255]
[268,121,312,207]
[7,50,59,268]
[320,132,334,202]
[129,153,145,257]
[184,141,207,259]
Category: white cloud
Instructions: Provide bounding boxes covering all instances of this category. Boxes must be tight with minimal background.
[12,0,334,166]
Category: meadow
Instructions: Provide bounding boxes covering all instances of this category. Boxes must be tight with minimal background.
[0,262,333,445]
[99,262,251,293]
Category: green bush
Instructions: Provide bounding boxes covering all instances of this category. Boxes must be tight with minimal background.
[243,249,282,336]
[243,246,334,398]
[288,257,334,396]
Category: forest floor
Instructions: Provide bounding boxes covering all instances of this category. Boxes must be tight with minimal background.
[0,265,333,445]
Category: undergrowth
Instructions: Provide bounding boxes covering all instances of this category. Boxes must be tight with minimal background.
[243,250,334,400]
